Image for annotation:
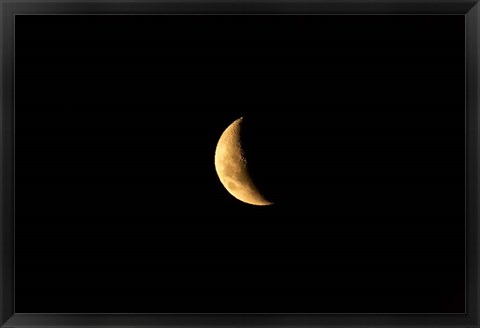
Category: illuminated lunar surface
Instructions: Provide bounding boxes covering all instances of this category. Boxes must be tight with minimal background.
[214,117,273,206]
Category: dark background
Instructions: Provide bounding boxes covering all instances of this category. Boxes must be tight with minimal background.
[14,15,465,313]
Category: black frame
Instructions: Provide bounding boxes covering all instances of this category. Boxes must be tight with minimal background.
[1,1,478,327]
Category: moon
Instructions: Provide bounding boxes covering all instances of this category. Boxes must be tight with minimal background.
[214,117,273,206]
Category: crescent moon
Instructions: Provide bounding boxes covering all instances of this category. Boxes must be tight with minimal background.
[214,117,273,206]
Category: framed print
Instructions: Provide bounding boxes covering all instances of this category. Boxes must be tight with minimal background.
[1,0,479,327]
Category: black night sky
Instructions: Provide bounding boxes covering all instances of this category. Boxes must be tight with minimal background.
[15,15,465,313]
